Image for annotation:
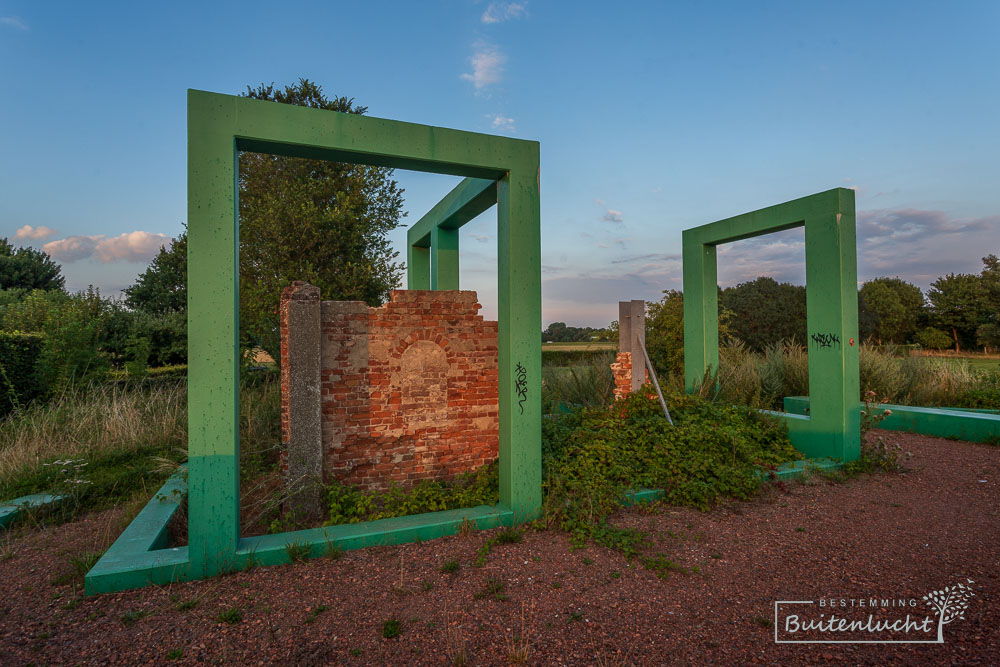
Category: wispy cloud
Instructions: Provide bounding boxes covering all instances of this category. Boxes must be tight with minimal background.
[595,199,624,224]
[14,225,56,240]
[481,2,526,24]
[43,231,172,264]
[0,16,27,30]
[461,42,506,90]
[487,114,515,132]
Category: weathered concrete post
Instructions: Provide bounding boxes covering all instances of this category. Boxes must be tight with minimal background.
[279,282,324,519]
[630,300,646,393]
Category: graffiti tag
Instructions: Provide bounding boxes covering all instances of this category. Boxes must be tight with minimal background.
[515,362,528,415]
[811,333,841,349]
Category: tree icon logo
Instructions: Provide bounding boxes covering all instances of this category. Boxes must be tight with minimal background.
[923,579,975,643]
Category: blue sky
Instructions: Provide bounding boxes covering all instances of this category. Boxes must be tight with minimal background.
[2,1,998,326]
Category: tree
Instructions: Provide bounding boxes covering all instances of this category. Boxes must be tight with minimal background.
[645,290,686,377]
[238,79,405,360]
[124,232,187,316]
[926,273,985,352]
[719,277,807,351]
[914,327,952,350]
[858,277,925,344]
[0,238,64,291]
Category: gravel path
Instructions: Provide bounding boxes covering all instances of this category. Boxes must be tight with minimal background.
[0,429,997,665]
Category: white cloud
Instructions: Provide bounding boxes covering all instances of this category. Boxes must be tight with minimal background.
[481,2,526,24]
[595,199,624,223]
[488,114,515,132]
[14,225,56,240]
[43,231,172,264]
[461,42,506,89]
[0,16,27,30]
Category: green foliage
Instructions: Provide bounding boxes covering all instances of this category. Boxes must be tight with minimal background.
[720,277,807,352]
[542,322,606,342]
[0,331,45,417]
[381,618,402,639]
[474,527,524,566]
[858,277,924,344]
[124,232,187,316]
[238,79,405,362]
[440,559,460,574]
[284,541,311,563]
[914,327,953,350]
[216,607,243,624]
[541,351,615,413]
[540,390,799,553]
[645,289,686,378]
[927,272,986,352]
[0,238,64,291]
[325,463,499,525]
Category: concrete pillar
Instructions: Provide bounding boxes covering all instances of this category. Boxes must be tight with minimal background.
[630,300,646,393]
[280,282,324,520]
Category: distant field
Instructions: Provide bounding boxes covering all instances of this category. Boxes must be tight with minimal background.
[542,341,616,352]
[912,355,1000,373]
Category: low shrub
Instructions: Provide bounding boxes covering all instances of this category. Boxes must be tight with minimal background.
[0,331,46,417]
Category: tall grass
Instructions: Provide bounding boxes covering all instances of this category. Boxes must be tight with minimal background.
[541,351,616,411]
[0,373,281,508]
[711,341,994,410]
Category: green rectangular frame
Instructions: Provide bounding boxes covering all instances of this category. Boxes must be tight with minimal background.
[86,90,541,594]
[682,188,860,461]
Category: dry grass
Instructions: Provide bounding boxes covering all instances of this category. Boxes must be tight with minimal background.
[0,382,187,487]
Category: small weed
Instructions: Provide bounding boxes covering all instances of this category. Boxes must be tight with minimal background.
[752,615,773,629]
[305,604,328,624]
[120,610,147,626]
[64,596,81,610]
[609,570,621,579]
[284,541,311,563]
[495,527,523,544]
[506,601,534,664]
[349,647,362,657]
[440,559,460,574]
[795,527,805,533]
[890,502,902,508]
[175,598,199,611]
[476,576,507,601]
[551,581,562,589]
[710,553,722,559]
[216,607,243,624]
[641,553,684,579]
[582,557,594,566]
[325,543,344,560]
[166,648,183,660]
[422,580,434,591]
[382,618,402,639]
[568,611,583,622]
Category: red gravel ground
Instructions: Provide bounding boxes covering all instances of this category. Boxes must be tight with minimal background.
[0,429,997,665]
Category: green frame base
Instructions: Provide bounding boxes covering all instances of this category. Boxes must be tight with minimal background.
[86,467,517,595]
[784,396,1000,443]
[0,493,63,529]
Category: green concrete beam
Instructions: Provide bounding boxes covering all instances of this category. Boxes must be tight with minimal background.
[405,177,497,290]
[683,189,860,461]
[784,396,1000,443]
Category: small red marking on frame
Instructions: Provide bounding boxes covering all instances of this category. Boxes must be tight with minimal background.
[849,338,855,346]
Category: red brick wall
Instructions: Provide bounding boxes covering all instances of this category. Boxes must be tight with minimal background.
[610,351,649,401]
[281,288,499,490]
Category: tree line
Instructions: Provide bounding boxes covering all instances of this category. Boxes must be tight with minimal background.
[0,79,404,414]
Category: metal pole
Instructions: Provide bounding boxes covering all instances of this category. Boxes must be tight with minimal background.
[637,335,674,426]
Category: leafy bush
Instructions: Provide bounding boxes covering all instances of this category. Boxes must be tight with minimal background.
[324,463,499,526]
[915,327,953,350]
[0,331,45,417]
[540,390,799,551]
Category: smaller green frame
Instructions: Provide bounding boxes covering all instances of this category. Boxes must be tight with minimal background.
[682,188,860,461]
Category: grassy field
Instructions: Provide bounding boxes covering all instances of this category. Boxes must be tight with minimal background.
[916,355,1000,373]
[542,341,616,351]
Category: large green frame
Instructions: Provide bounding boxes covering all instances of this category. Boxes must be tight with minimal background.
[682,188,860,461]
[85,90,541,594]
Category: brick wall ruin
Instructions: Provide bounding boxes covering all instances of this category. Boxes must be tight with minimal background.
[280,284,499,500]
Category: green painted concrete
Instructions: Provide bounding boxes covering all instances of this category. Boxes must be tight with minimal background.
[0,493,63,528]
[86,464,517,594]
[784,396,1000,443]
[91,89,542,594]
[683,189,860,461]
